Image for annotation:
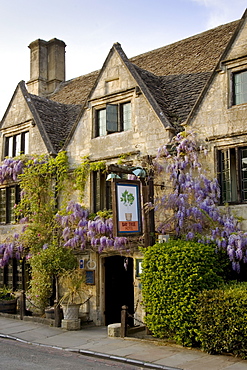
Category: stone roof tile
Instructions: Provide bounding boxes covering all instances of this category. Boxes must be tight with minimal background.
[49,71,99,106]
[130,20,239,75]
[30,94,81,152]
[160,72,211,124]
[48,20,240,129]
[133,64,211,125]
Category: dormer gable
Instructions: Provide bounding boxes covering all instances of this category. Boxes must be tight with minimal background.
[185,9,247,126]
[85,43,173,137]
[0,81,47,160]
[88,43,141,101]
[0,81,81,159]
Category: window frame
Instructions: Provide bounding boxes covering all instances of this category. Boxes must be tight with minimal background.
[4,131,29,158]
[91,170,112,213]
[94,102,131,138]
[232,69,247,106]
[0,185,20,224]
[91,170,129,213]
[217,145,247,204]
[0,258,24,290]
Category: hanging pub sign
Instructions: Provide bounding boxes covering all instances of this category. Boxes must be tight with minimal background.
[112,179,142,236]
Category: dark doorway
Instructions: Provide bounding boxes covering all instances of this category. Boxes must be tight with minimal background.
[105,256,134,326]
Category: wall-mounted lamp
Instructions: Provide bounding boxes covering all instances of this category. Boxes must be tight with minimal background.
[158,234,169,243]
[106,173,121,181]
[132,167,146,178]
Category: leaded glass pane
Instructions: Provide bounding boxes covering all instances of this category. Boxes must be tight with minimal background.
[106,104,118,133]
[98,109,106,136]
[23,131,29,154]
[15,134,21,156]
[220,149,231,202]
[234,71,247,105]
[7,136,13,157]
[122,103,131,131]
[240,148,247,201]
[0,188,6,223]
[8,187,16,223]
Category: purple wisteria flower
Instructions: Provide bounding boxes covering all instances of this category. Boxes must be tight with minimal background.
[0,234,24,267]
[153,131,247,272]
[0,158,24,184]
[55,201,129,253]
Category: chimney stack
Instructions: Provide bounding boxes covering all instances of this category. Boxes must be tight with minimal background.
[27,38,66,96]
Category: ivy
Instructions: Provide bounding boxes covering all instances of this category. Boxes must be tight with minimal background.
[28,242,77,310]
[73,156,106,200]
[16,151,68,218]
[117,153,131,165]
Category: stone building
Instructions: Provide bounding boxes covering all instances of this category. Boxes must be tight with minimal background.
[0,9,246,326]
[185,9,247,231]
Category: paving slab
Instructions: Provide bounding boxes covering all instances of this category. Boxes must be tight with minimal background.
[1,316,247,370]
[181,354,244,370]
[38,332,89,348]
[0,320,38,332]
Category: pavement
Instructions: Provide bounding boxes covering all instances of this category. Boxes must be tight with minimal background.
[1,316,247,370]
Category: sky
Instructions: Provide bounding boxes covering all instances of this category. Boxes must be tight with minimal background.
[0,0,246,119]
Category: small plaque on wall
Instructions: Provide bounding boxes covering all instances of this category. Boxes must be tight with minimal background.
[79,259,85,269]
[85,270,95,285]
[136,259,143,278]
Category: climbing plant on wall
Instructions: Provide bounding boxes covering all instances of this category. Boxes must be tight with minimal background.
[0,152,130,309]
[73,156,106,201]
[153,131,247,272]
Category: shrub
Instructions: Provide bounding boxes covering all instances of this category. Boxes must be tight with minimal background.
[196,282,247,358]
[0,286,15,300]
[28,244,77,311]
[141,240,226,346]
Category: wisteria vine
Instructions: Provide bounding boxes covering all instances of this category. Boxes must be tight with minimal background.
[2,132,247,273]
[55,201,128,253]
[0,157,25,267]
[0,233,24,268]
[0,157,24,184]
[0,151,130,269]
[0,205,129,268]
[154,131,247,272]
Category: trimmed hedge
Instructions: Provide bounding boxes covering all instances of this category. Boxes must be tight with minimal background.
[141,240,226,346]
[196,282,247,358]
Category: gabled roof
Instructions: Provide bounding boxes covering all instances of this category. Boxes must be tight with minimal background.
[0,81,81,155]
[85,42,173,130]
[132,65,211,127]
[160,72,212,124]
[130,20,239,75]
[50,71,98,106]
[49,19,240,130]
[186,9,247,125]
[30,94,81,153]
[2,17,242,156]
